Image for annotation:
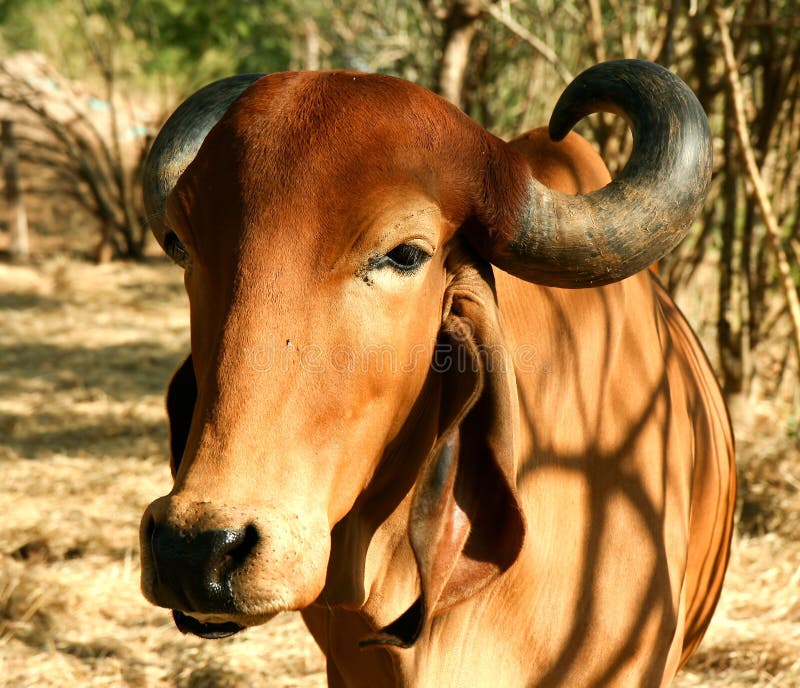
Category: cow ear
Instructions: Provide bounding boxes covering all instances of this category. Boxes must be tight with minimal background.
[364,260,526,648]
[165,355,196,478]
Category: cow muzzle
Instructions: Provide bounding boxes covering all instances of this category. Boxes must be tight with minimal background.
[140,495,329,637]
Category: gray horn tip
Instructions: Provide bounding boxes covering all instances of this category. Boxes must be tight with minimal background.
[143,73,266,253]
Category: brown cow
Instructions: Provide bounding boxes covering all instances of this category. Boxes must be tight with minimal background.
[139,60,735,687]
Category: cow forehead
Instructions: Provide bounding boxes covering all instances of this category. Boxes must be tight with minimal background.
[172,71,482,254]
[226,70,471,159]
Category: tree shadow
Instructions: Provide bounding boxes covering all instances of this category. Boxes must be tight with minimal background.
[0,291,63,310]
[0,412,168,459]
[0,341,186,400]
[512,279,734,686]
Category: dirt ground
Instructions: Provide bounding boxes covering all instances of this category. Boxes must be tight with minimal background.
[1,258,799,687]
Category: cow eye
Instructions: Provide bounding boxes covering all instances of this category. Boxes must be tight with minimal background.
[376,243,431,274]
[164,231,189,268]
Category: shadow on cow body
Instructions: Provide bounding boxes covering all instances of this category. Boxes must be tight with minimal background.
[138,66,735,687]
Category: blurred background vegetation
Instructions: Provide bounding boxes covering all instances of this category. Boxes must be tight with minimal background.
[0,0,797,480]
[1,2,799,685]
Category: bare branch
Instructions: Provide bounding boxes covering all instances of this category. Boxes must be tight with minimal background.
[438,0,485,106]
[715,6,800,371]
[482,2,573,86]
[0,48,149,259]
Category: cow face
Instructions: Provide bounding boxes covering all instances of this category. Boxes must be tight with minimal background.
[139,73,510,637]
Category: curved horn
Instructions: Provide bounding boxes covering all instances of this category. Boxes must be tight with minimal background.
[484,60,712,288]
[143,74,265,258]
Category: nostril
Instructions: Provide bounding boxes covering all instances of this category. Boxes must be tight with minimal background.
[147,522,259,611]
[144,514,158,577]
[144,514,156,547]
[227,524,259,567]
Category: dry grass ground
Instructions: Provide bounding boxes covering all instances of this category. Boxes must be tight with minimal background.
[0,259,325,687]
[1,257,798,687]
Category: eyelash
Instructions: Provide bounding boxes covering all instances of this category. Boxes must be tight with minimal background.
[371,244,432,275]
[164,231,189,268]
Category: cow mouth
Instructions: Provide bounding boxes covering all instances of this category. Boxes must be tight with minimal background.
[172,610,244,639]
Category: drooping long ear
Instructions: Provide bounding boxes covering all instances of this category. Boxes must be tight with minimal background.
[365,255,526,648]
[165,355,196,478]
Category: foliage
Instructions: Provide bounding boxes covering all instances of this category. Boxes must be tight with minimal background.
[0,0,442,93]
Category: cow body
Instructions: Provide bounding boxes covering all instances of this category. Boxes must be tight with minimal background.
[299,131,735,687]
[139,67,734,687]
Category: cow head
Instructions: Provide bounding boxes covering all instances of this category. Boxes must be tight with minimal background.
[139,61,711,644]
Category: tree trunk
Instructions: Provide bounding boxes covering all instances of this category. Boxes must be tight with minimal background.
[716,6,800,377]
[2,119,30,262]
[437,0,484,108]
[718,97,744,395]
[305,18,321,71]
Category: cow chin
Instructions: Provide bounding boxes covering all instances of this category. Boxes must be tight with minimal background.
[172,610,279,639]
[179,610,278,626]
